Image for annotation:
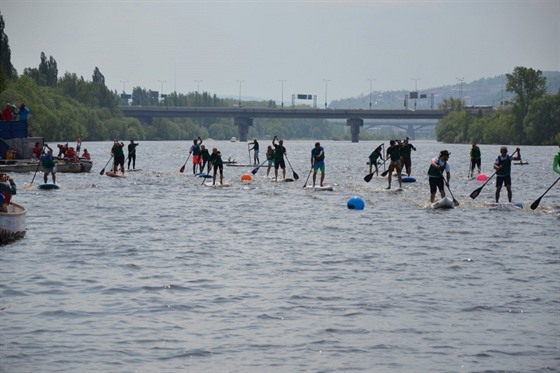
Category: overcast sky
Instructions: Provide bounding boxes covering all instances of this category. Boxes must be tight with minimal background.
[2,0,559,103]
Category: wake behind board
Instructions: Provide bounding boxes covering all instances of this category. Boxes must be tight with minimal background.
[432,196,454,209]
[39,183,60,190]
[106,171,127,178]
[204,182,231,188]
[305,185,334,191]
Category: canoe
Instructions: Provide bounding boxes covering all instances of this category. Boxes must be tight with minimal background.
[0,202,27,245]
[0,159,93,173]
[432,196,454,209]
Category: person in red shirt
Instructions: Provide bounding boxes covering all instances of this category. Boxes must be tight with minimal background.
[32,142,43,159]
[1,104,14,121]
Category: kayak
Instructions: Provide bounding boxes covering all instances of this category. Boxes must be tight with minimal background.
[432,196,454,209]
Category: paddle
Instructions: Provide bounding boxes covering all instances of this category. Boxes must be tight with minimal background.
[284,155,299,180]
[530,176,560,210]
[444,179,460,207]
[303,166,313,188]
[25,144,46,189]
[251,159,268,175]
[99,156,113,175]
[179,153,191,173]
[365,158,389,182]
[470,148,518,200]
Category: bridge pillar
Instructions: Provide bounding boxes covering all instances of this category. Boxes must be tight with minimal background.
[234,117,253,142]
[407,123,416,140]
[346,118,364,143]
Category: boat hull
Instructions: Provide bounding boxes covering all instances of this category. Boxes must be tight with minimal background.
[0,202,27,245]
[0,159,93,173]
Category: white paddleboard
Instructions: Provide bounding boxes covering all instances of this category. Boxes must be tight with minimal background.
[432,196,454,209]
[204,182,231,188]
[305,185,334,191]
[485,202,523,210]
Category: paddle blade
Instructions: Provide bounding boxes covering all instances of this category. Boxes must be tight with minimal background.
[469,187,482,199]
[293,171,299,180]
[364,173,374,182]
[381,170,389,177]
[251,167,259,175]
[179,164,185,173]
[453,198,460,207]
[530,197,542,210]
[99,168,106,175]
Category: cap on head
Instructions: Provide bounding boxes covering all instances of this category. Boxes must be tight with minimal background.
[440,150,450,157]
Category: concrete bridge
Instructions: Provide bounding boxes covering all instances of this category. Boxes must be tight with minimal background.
[120,106,444,142]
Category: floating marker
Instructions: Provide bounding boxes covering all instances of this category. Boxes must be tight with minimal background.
[347,195,365,210]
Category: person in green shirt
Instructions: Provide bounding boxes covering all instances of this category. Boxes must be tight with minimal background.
[210,147,224,185]
[272,136,287,181]
[385,139,402,189]
[200,145,211,174]
[111,140,125,174]
[368,145,384,176]
[400,137,416,177]
[469,143,481,178]
[494,146,513,203]
[553,145,560,175]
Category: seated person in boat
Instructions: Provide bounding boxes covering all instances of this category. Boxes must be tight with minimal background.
[64,147,79,162]
[81,149,91,160]
[32,142,43,159]
[0,173,17,212]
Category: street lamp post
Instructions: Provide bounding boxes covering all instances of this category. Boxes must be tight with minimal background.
[367,78,375,110]
[279,80,286,108]
[411,77,420,110]
[456,77,464,101]
[237,80,244,107]
[120,80,129,93]
[195,80,202,93]
[323,79,331,109]
[158,80,166,98]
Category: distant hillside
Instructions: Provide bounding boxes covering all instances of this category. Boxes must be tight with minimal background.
[331,71,560,110]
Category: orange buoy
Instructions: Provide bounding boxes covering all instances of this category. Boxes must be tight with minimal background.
[241,173,252,181]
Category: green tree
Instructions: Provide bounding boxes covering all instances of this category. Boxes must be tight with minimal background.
[524,94,560,145]
[0,12,15,80]
[506,66,547,143]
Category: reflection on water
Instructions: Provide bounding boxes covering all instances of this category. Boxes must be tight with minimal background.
[1,141,558,372]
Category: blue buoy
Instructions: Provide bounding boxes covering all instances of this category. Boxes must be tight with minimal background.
[402,176,416,183]
[347,195,365,210]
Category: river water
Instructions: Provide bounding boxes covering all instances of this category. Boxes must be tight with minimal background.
[1,140,558,373]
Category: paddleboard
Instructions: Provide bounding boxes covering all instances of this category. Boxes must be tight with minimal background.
[196,173,213,178]
[432,196,454,209]
[402,176,416,183]
[305,185,334,191]
[106,172,126,178]
[39,183,60,190]
[204,182,231,188]
[385,187,404,193]
[271,178,294,182]
[513,161,529,165]
[128,168,142,172]
[485,201,523,210]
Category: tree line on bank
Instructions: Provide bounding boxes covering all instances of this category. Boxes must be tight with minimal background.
[436,66,559,145]
[1,13,557,144]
